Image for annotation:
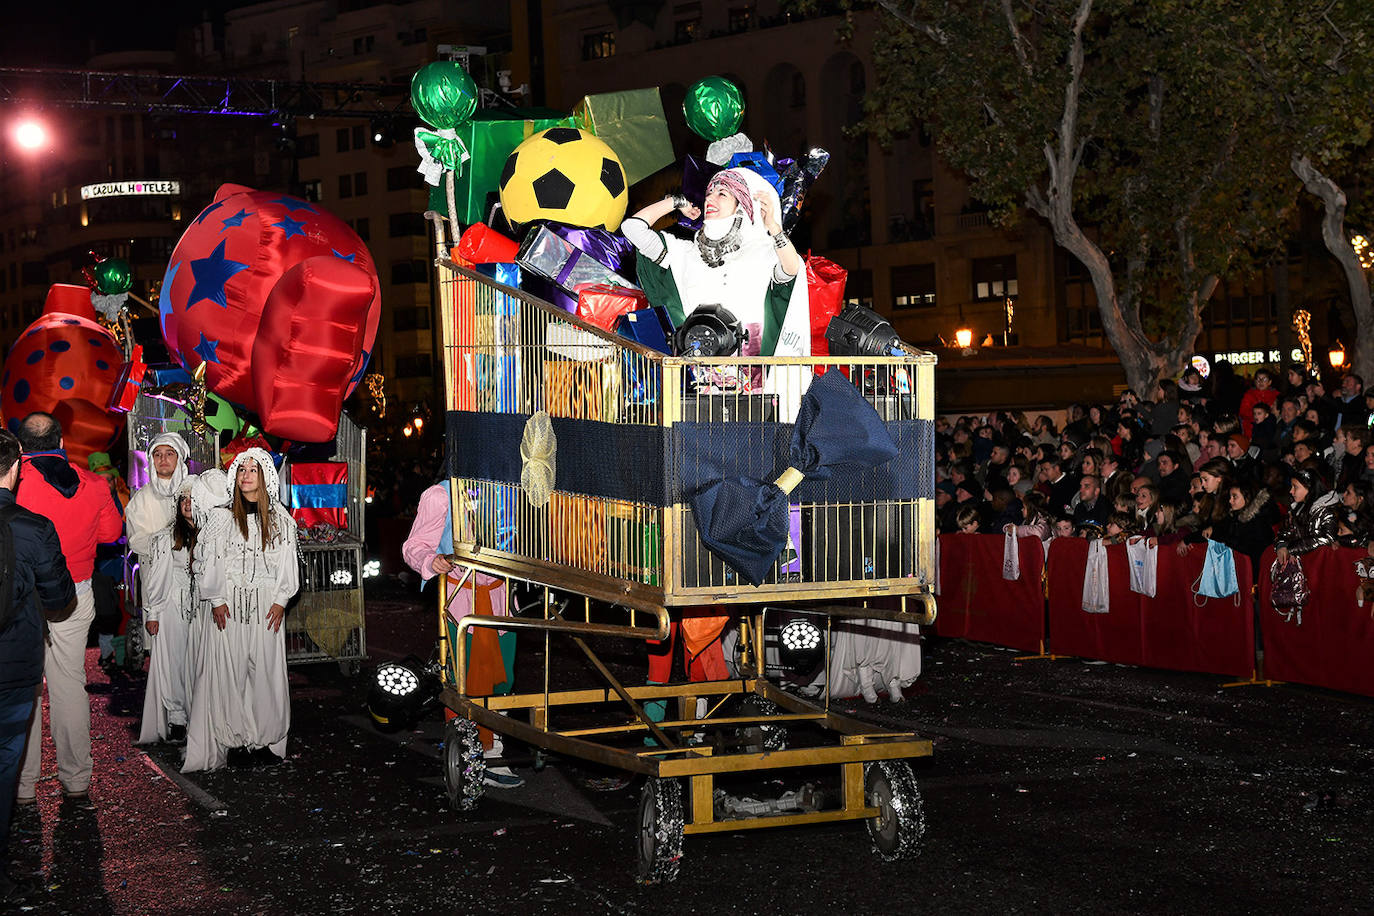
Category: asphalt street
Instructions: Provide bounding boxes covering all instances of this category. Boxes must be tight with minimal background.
[7,585,1372,915]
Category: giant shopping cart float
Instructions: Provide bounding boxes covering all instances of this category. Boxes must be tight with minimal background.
[435,259,938,883]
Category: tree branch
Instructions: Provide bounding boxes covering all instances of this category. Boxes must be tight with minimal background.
[874,0,949,45]
[1001,0,1033,74]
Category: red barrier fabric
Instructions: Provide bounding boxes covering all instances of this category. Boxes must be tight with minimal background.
[1141,544,1254,678]
[1258,545,1374,698]
[933,534,1046,652]
[1046,539,1145,665]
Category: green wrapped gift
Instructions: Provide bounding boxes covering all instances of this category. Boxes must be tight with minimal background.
[573,88,675,187]
[426,107,573,225]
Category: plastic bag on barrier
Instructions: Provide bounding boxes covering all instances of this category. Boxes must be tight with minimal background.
[1002,529,1020,581]
[1126,536,1157,597]
[1196,539,1238,600]
[1082,539,1111,614]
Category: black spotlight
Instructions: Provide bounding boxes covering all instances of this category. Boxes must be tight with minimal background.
[674,303,746,357]
[371,118,396,149]
[778,617,825,675]
[366,655,440,732]
[825,304,909,357]
[270,111,296,153]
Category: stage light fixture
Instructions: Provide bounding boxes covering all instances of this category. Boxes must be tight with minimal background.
[825,304,908,357]
[367,657,440,731]
[778,618,824,674]
[674,304,746,357]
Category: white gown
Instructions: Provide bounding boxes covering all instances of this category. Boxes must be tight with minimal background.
[820,620,922,700]
[137,527,205,744]
[182,502,300,772]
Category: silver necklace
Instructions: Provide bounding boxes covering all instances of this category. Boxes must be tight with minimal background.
[695,213,744,268]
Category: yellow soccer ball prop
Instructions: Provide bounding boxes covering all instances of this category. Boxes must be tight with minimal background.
[499,127,629,230]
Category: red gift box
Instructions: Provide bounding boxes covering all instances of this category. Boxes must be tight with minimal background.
[108,345,148,414]
[288,460,348,529]
[454,222,519,265]
[805,256,848,356]
[576,284,649,332]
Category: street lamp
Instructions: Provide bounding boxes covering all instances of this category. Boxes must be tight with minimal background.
[1329,341,1346,370]
[954,328,973,349]
[12,118,48,151]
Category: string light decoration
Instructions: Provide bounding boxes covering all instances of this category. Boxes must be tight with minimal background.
[1353,234,1374,269]
[1293,309,1317,379]
[364,372,386,417]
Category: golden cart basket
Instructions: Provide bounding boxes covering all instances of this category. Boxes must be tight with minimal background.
[436,258,938,883]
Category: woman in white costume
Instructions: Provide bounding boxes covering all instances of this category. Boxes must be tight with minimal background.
[136,479,206,745]
[183,449,299,771]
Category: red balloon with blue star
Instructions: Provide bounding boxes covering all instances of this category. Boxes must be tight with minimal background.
[159,183,381,442]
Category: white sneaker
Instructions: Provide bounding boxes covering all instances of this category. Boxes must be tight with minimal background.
[887,678,905,702]
[484,765,525,789]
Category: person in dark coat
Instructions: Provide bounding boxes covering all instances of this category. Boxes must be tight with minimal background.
[1208,481,1278,574]
[1071,474,1109,527]
[1156,450,1191,506]
[0,429,77,906]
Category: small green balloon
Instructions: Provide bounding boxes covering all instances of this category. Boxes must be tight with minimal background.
[684,76,745,142]
[411,62,479,130]
[93,259,134,296]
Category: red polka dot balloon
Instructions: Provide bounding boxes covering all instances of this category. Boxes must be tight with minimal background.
[1,284,123,465]
[158,183,380,442]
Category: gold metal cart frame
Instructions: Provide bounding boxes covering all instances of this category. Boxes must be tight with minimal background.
[434,256,938,882]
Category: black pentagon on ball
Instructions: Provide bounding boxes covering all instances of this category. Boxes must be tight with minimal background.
[532,169,576,210]
[543,127,583,145]
[499,152,518,190]
[600,158,625,197]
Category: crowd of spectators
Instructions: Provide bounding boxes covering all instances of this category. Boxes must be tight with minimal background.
[934,361,1374,572]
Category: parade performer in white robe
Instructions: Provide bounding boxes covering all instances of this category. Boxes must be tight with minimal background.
[137,479,206,745]
[125,432,190,556]
[823,619,922,703]
[183,450,299,772]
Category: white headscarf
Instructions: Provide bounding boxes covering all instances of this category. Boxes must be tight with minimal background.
[146,432,191,497]
[189,468,230,526]
[227,447,281,508]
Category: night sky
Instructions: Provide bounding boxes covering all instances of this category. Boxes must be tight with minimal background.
[0,1,245,68]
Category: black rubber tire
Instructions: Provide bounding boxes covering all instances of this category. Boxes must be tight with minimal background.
[443,718,486,813]
[864,759,925,861]
[636,777,684,885]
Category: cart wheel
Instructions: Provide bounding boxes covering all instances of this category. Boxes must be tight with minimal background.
[737,696,788,752]
[443,718,486,813]
[864,760,925,861]
[636,777,684,885]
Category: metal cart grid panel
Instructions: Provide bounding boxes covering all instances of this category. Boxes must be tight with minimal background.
[286,541,366,665]
[439,262,937,604]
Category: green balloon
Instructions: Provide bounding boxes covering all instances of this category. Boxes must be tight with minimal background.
[684,76,745,141]
[93,259,134,296]
[410,62,479,130]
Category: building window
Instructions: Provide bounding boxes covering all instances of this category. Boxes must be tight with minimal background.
[338,174,353,199]
[353,171,368,196]
[353,217,370,240]
[392,306,431,331]
[843,268,873,309]
[892,264,936,309]
[391,259,430,285]
[674,18,698,42]
[582,30,616,59]
[302,179,322,202]
[790,71,806,108]
[353,35,375,55]
[395,353,433,378]
[297,134,320,158]
[729,6,752,32]
[972,255,1017,301]
[351,124,365,149]
[336,127,351,153]
[387,165,417,191]
[389,212,428,237]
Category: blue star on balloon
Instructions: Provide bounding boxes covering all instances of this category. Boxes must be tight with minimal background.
[272,214,308,239]
[350,350,371,386]
[193,332,222,364]
[269,196,317,213]
[186,240,249,309]
[193,201,225,225]
[220,209,250,231]
[332,249,356,263]
[158,261,181,334]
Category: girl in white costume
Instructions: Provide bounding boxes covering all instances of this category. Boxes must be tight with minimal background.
[136,479,206,745]
[183,450,299,772]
